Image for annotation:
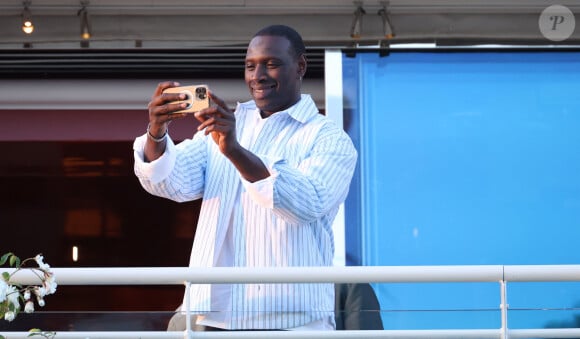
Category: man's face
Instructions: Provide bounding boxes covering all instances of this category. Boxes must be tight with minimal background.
[245,35,305,116]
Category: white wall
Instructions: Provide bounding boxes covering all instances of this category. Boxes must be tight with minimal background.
[0,78,325,111]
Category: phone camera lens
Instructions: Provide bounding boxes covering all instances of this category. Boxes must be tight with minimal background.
[196,87,207,100]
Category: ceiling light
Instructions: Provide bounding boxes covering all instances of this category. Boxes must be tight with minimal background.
[21,1,34,34]
[78,1,91,40]
[379,2,395,39]
[350,2,365,39]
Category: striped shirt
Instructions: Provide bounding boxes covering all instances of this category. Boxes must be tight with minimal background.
[133,94,357,329]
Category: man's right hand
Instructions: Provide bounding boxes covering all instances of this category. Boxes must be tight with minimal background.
[143,81,188,162]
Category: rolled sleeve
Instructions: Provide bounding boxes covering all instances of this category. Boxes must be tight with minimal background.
[133,134,177,184]
[240,155,281,209]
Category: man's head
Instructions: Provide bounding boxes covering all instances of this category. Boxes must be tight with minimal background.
[245,25,307,116]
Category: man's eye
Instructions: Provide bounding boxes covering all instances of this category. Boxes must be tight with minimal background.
[245,64,255,70]
[267,63,280,68]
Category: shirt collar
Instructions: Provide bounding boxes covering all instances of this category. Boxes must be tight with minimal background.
[239,94,319,124]
[285,94,319,124]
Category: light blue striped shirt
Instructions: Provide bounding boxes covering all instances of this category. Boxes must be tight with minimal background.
[133,94,357,329]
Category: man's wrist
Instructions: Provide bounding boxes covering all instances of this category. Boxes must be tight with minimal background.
[147,123,168,143]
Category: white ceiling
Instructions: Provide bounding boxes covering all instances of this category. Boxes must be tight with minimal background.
[1,0,579,49]
[0,1,578,112]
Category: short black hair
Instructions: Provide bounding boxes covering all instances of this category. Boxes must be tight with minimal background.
[253,25,306,59]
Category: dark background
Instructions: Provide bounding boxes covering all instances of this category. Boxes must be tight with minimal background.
[1,141,201,330]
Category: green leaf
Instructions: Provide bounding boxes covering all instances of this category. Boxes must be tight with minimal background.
[2,271,9,281]
[28,328,42,337]
[0,252,13,266]
[9,254,21,268]
[28,330,56,339]
[1,335,6,339]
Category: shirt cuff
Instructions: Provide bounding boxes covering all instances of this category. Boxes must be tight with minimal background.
[240,155,281,209]
[133,133,177,184]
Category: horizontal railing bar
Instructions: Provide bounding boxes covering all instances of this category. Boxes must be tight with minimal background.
[509,328,580,338]
[9,265,580,286]
[504,265,580,282]
[0,332,180,339]
[4,329,580,339]
[10,265,505,285]
[0,329,503,339]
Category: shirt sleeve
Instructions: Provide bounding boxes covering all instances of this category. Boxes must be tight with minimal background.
[239,155,281,209]
[133,133,207,202]
[246,122,357,225]
[133,133,177,184]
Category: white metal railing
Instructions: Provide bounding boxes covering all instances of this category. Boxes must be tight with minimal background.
[4,265,580,339]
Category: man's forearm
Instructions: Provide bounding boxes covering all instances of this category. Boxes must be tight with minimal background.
[144,124,168,162]
[226,146,270,183]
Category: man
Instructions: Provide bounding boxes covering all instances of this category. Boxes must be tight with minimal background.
[134,25,357,331]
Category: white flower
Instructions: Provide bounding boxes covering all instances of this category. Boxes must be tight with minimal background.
[1,252,56,323]
[0,279,8,303]
[4,311,15,322]
[6,285,20,310]
[35,286,47,298]
[43,274,57,295]
[35,255,51,271]
[24,300,34,313]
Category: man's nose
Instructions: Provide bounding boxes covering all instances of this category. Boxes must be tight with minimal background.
[252,64,267,80]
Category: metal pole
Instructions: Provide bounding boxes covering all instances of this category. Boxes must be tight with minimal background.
[500,280,508,339]
[185,281,192,338]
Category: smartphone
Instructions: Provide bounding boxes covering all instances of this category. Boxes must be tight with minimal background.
[162,84,210,113]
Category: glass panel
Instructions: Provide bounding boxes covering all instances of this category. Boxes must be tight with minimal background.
[343,50,580,329]
[0,311,176,331]
[509,282,580,329]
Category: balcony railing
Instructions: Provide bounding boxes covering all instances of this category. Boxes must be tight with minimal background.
[4,265,580,338]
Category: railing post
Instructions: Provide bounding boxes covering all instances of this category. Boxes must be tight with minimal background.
[500,279,508,339]
[185,281,192,339]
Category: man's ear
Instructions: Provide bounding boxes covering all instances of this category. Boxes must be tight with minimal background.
[298,54,307,78]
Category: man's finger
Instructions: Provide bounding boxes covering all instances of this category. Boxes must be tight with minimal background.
[153,81,181,98]
[208,91,230,111]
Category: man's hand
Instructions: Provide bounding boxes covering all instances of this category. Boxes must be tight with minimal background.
[194,91,238,156]
[147,81,190,136]
[195,91,270,183]
[143,81,188,162]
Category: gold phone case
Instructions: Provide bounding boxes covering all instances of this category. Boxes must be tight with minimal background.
[163,85,210,113]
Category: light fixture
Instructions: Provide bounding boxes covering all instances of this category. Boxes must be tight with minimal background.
[72,246,79,262]
[350,1,365,39]
[78,1,91,40]
[21,1,34,34]
[378,1,395,39]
